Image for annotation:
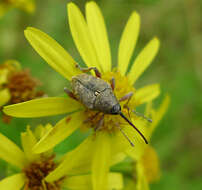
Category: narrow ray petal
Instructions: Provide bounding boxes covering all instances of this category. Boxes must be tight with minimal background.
[63,173,123,190]
[24,27,80,80]
[0,134,26,168]
[107,173,123,189]
[21,127,39,162]
[110,130,130,155]
[134,84,160,105]
[33,112,84,153]
[118,12,140,75]
[111,152,126,166]
[92,132,111,190]
[63,175,91,190]
[124,118,148,160]
[3,97,82,118]
[0,69,8,85]
[137,163,150,190]
[0,173,25,190]
[47,135,126,182]
[46,136,94,182]
[86,2,111,72]
[0,89,11,107]
[67,3,102,71]
[151,95,170,134]
[128,37,160,84]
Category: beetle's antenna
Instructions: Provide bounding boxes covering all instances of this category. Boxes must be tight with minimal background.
[119,112,148,144]
[132,110,152,123]
[116,124,134,147]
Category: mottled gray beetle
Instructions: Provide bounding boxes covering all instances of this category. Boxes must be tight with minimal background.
[64,65,148,145]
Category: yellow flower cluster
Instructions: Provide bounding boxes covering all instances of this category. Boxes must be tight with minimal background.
[0,60,44,123]
[0,124,122,189]
[0,60,20,109]
[0,1,170,190]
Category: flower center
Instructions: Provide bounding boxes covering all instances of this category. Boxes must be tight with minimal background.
[0,61,44,123]
[7,70,44,104]
[82,71,136,133]
[23,155,63,190]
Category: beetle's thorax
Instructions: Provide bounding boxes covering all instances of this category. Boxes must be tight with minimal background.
[71,74,119,114]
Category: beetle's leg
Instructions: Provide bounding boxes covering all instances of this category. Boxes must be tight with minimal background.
[119,92,134,102]
[83,112,100,123]
[110,77,115,90]
[115,123,134,147]
[76,64,101,78]
[94,114,104,131]
[119,92,134,120]
[64,87,77,100]
[132,110,152,123]
[119,92,152,123]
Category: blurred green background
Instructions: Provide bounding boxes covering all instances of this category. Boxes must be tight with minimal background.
[0,0,202,189]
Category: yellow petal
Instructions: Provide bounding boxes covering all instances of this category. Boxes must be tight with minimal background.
[151,95,170,134]
[124,118,148,160]
[24,27,80,80]
[63,173,123,190]
[21,126,39,162]
[144,101,153,117]
[92,132,111,190]
[0,89,11,107]
[110,130,130,155]
[140,145,160,183]
[124,179,136,190]
[118,11,140,75]
[86,2,111,72]
[33,112,84,154]
[107,173,123,189]
[3,59,21,71]
[128,37,160,84]
[0,173,25,190]
[46,136,94,182]
[134,84,160,105]
[0,133,26,168]
[34,123,53,140]
[47,135,123,184]
[63,175,91,190]
[3,97,82,118]
[0,69,9,85]
[67,3,102,71]
[136,163,150,190]
[111,152,126,166]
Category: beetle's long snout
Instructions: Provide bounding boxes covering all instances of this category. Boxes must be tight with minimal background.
[119,112,148,144]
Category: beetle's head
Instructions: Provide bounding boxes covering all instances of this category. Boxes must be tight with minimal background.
[110,103,121,115]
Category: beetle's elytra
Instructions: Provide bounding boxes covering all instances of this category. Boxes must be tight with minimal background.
[65,66,148,145]
[72,74,120,114]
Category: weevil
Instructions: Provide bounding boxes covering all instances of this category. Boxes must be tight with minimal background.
[64,65,148,145]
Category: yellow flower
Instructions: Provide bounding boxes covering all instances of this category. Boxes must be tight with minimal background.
[4,1,160,189]
[0,60,19,108]
[0,124,61,189]
[0,60,44,123]
[0,124,123,190]
[126,95,170,190]
[0,0,35,18]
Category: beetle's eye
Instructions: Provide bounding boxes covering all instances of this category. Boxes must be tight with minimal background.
[94,90,100,96]
[111,104,121,114]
